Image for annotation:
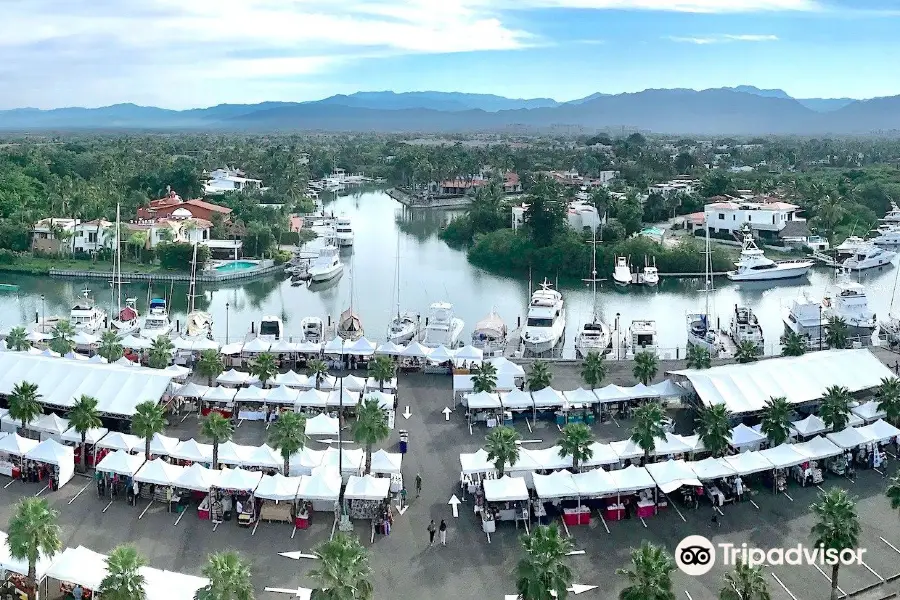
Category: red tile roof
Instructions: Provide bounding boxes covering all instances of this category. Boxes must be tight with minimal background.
[184,199,232,215]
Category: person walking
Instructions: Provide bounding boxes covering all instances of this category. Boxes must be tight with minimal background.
[427,520,436,545]
[415,473,422,497]
[400,486,408,509]
[709,506,720,529]
[439,519,447,546]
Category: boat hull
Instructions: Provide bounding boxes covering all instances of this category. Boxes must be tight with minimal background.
[388,323,418,345]
[309,265,343,282]
[421,319,464,348]
[727,263,813,281]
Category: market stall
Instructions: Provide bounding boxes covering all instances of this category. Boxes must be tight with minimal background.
[533,471,585,525]
[0,530,55,599]
[609,465,657,520]
[217,369,253,387]
[134,458,184,510]
[859,419,900,444]
[320,447,365,481]
[342,375,367,392]
[274,370,308,388]
[464,391,503,428]
[480,476,529,533]
[171,439,214,465]
[266,385,301,409]
[686,456,740,508]
[23,438,75,490]
[290,448,325,476]
[757,444,807,492]
[255,473,303,524]
[30,413,70,442]
[0,434,39,479]
[794,435,846,479]
[729,423,768,452]
[235,386,269,421]
[560,388,599,426]
[209,467,264,527]
[500,389,534,416]
[582,442,619,469]
[791,414,829,439]
[43,545,107,600]
[297,466,341,516]
[344,474,392,523]
[173,463,220,520]
[215,441,253,468]
[852,401,887,424]
[424,345,455,373]
[201,386,237,418]
[305,413,339,437]
[369,449,403,493]
[530,387,566,421]
[243,444,282,471]
[295,389,329,412]
[460,449,496,493]
[96,431,142,456]
[60,426,108,468]
[148,433,180,458]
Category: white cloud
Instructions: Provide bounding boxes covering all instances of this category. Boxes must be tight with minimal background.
[667,34,780,44]
[483,0,819,13]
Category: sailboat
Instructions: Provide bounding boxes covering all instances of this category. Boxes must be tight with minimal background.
[338,255,364,341]
[576,228,611,357]
[686,226,726,357]
[110,204,140,336]
[386,236,418,344]
[186,242,213,339]
[880,265,900,346]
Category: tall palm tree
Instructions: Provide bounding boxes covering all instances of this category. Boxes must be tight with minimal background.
[6,497,61,600]
[485,425,520,477]
[196,349,224,386]
[131,400,166,459]
[268,411,307,476]
[69,394,102,472]
[685,344,711,370]
[720,560,771,600]
[810,488,860,600]
[308,359,329,390]
[368,355,395,392]
[99,545,147,600]
[98,329,124,362]
[820,385,852,432]
[5,326,31,351]
[633,351,658,385]
[195,551,255,600]
[616,541,676,600]
[825,316,849,350]
[734,340,760,364]
[472,361,498,394]
[886,472,900,513]
[516,524,574,600]
[580,351,608,388]
[760,396,792,446]
[780,331,807,357]
[352,399,390,475]
[202,412,234,469]
[631,402,666,465]
[148,335,173,369]
[9,381,42,433]
[309,533,374,600]
[697,404,732,457]
[558,423,594,472]
[49,319,76,355]
[527,360,552,390]
[878,377,900,425]
[249,352,278,387]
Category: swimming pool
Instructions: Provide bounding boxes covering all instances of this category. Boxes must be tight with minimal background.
[214,261,258,272]
[640,226,665,237]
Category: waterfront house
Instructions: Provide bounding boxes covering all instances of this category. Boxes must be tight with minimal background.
[137,191,232,222]
[73,219,114,254]
[204,167,267,195]
[31,218,77,254]
[125,216,212,249]
[511,200,604,233]
[438,171,521,196]
[704,196,802,240]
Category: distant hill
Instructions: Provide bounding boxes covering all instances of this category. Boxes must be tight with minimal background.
[716,85,855,113]
[311,91,559,112]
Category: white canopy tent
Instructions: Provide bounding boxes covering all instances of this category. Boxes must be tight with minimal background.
[426,345,455,362]
[31,413,70,436]
[171,439,213,463]
[460,449,495,475]
[646,459,703,494]
[344,475,391,500]
[531,387,565,409]
[87,355,108,364]
[216,441,252,466]
[61,426,108,445]
[114,356,137,367]
[213,467,263,491]
[297,467,342,503]
[265,385,299,405]
[121,335,151,349]
[243,444,282,469]
[650,379,688,397]
[572,469,618,497]
[0,433,39,457]
[25,438,75,485]
[220,343,243,356]
[269,339,296,354]
[363,390,395,410]
[95,450,146,476]
[464,391,502,411]
[563,388,599,406]
[175,382,209,398]
[255,473,302,501]
[346,337,377,356]
[25,330,51,343]
[456,345,484,362]
[134,458,184,486]
[295,341,321,354]
[305,413,339,436]
[291,448,325,476]
[45,546,110,591]
[826,427,875,449]
[323,338,347,355]
[591,384,631,404]
[235,386,269,402]
[217,369,251,385]
[149,433,179,457]
[72,331,99,346]
[689,457,737,480]
[163,364,191,379]
[528,446,573,471]
[792,414,829,438]
[500,389,533,411]
[64,351,88,361]
[486,356,525,376]
[483,475,529,502]
[0,530,55,581]
[203,387,237,403]
[400,341,431,358]
[655,433,693,456]
[369,449,403,475]
[327,389,360,408]
[342,375,367,392]
[852,401,887,423]
[610,439,644,461]
[858,419,900,443]
[758,443,810,468]
[723,451,774,476]
[296,388,329,409]
[730,423,768,450]
[375,341,406,355]
[582,442,619,467]
[274,371,308,387]
[174,463,219,492]
[533,471,579,500]
[174,336,220,352]
[794,436,844,460]
[242,337,271,354]
[96,431,141,453]
[610,465,655,494]
[453,374,516,394]
[320,447,365,475]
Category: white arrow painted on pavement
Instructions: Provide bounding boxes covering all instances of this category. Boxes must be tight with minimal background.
[278,551,318,560]
[396,505,408,515]
[403,405,412,419]
[505,595,520,600]
[567,584,597,595]
[264,587,313,599]
[315,438,352,445]
[449,494,462,518]
[566,550,586,556]
[442,407,452,421]
[515,439,542,445]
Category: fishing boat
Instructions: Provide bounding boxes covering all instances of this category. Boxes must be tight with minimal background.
[823,279,876,338]
[639,258,659,286]
[421,302,465,348]
[308,245,343,283]
[626,320,658,358]
[727,227,813,281]
[185,243,213,339]
[781,292,828,349]
[576,229,611,357]
[386,236,418,344]
[258,316,285,341]
[70,289,106,332]
[141,298,172,340]
[522,279,566,354]
[300,317,323,343]
[471,311,508,357]
[729,306,764,353]
[612,256,631,286]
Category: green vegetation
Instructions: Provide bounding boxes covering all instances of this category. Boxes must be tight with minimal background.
[616,541,677,600]
[697,404,732,458]
[558,423,594,472]
[631,403,666,464]
[196,551,255,600]
[485,425,521,477]
[6,498,62,600]
[810,489,860,600]
[516,524,574,600]
[268,411,308,476]
[353,399,391,475]
[760,396,792,447]
[0,254,163,275]
[309,533,374,600]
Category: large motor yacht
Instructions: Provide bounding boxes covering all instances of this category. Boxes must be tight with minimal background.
[70,289,107,333]
[781,292,828,349]
[871,226,900,247]
[141,298,172,340]
[308,245,344,283]
[835,236,868,259]
[823,280,877,336]
[729,306,764,353]
[335,216,354,247]
[522,280,566,354]
[300,317,323,343]
[727,229,814,281]
[626,320,658,358]
[612,257,632,286]
[258,316,285,341]
[842,243,896,270]
[883,202,900,224]
[420,302,465,348]
[471,311,508,357]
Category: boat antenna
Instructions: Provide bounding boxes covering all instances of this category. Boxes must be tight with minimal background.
[115,203,122,313]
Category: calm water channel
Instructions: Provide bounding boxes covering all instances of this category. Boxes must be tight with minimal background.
[2,188,898,358]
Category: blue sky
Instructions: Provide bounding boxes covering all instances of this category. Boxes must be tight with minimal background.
[1,0,898,109]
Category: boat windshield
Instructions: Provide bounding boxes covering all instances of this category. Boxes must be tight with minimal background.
[751,264,777,270]
[527,317,553,328]
[635,334,654,346]
[260,321,281,337]
[145,318,167,328]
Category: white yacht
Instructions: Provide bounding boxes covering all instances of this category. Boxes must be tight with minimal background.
[627,320,658,357]
[111,299,139,337]
[782,292,828,349]
[471,311,508,357]
[576,234,611,357]
[338,308,364,341]
[823,280,877,335]
[308,245,344,282]
[300,317,323,343]
[185,242,212,339]
[387,312,419,345]
[730,306,764,352]
[335,216,354,247]
[640,265,659,286]
[141,298,172,340]
[70,289,107,333]
[871,225,900,247]
[882,202,900,224]
[612,256,632,286]
[521,280,566,354]
[727,229,814,281]
[687,313,725,356]
[842,244,896,270]
[420,302,465,348]
[258,316,284,341]
[835,236,868,259]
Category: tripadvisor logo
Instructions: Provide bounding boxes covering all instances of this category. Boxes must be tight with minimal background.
[675,535,866,576]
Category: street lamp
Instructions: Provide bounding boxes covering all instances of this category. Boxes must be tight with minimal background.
[225,302,230,344]
[819,304,823,351]
[40,294,45,331]
[616,312,621,360]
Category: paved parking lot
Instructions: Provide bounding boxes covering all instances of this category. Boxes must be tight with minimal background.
[1,369,899,600]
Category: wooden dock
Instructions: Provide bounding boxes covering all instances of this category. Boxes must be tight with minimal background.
[48,261,281,283]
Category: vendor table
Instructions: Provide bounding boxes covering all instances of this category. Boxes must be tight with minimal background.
[707,486,725,507]
[636,500,656,518]
[295,514,310,529]
[481,517,496,533]
[497,508,518,521]
[604,503,624,521]
[563,506,591,526]
[0,460,15,477]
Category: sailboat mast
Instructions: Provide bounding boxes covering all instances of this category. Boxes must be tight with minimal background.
[591,226,598,322]
[115,203,122,311]
[704,225,711,318]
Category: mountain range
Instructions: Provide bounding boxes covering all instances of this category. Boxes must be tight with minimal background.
[0,87,896,135]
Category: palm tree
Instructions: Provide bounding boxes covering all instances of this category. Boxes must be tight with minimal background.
[196,349,225,386]
[558,423,594,472]
[697,404,732,457]
[685,344,711,370]
[780,331,807,357]
[98,329,124,362]
[69,394,102,472]
[820,385,852,431]
[472,361,498,394]
[616,541,676,600]
[581,351,607,388]
[49,319,76,355]
[99,545,147,600]
[6,497,61,600]
[886,472,900,513]
[308,359,329,390]
[368,355,395,392]
[810,488,860,600]
[268,411,307,476]
[131,400,165,459]
[309,533,374,600]
[734,340,760,364]
[196,551,255,600]
[825,316,849,350]
[527,360,552,390]
[760,396,792,446]
[631,402,666,465]
[485,425,520,477]
[202,412,234,469]
[148,335,173,369]
[878,376,900,425]
[249,351,278,387]
[352,399,390,475]
[633,351,658,385]
[516,524,574,600]
[720,560,771,600]
[9,381,42,433]
[5,326,30,351]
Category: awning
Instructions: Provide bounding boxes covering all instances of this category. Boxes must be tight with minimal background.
[369,449,403,475]
[826,427,875,449]
[174,463,219,492]
[794,436,843,460]
[858,419,900,443]
[646,459,702,494]
[483,475,529,502]
[96,450,146,477]
[791,414,828,437]
[610,465,655,493]
[254,473,302,501]
[730,423,767,449]
[689,457,736,480]
[723,451,774,475]
[213,467,263,491]
[758,443,808,468]
[533,471,579,500]
[135,458,184,486]
[344,475,391,500]
[305,413,339,436]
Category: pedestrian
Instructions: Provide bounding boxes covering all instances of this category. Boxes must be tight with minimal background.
[427,520,436,545]
[400,487,408,509]
[415,473,422,497]
[439,519,447,545]
[709,507,720,529]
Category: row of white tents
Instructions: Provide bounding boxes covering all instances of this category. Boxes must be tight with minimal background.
[216,337,486,361]
[460,380,688,411]
[177,383,395,411]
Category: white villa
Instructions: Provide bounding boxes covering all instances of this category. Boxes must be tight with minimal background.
[511,200,603,233]
[648,178,698,198]
[32,218,114,255]
[204,167,267,195]
[704,196,802,239]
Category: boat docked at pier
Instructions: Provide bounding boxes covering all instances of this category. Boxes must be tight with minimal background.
[639,264,659,286]
[882,202,900,224]
[300,317,323,343]
[626,320,658,358]
[308,245,344,283]
[141,298,172,340]
[338,308,364,341]
[612,257,631,286]
[522,280,566,354]
[835,236,868,260]
[185,242,212,339]
[258,316,284,341]
[871,226,900,247]
[576,231,611,357]
[70,289,106,333]
[471,311,508,357]
[387,312,419,345]
[842,243,896,270]
[726,229,813,281]
[782,292,828,349]
[421,302,464,348]
[729,306,764,352]
[823,279,877,336]
[335,216,354,247]
[110,299,139,337]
